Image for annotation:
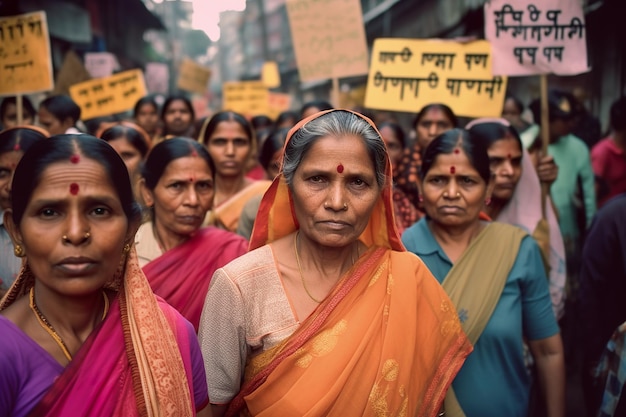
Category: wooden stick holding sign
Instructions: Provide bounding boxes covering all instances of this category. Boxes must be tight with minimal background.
[16,95,23,125]
[539,74,550,219]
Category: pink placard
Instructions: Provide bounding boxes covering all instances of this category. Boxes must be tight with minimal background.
[484,0,590,76]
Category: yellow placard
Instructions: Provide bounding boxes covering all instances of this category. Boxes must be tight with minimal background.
[267,92,292,120]
[364,39,508,118]
[0,11,53,95]
[286,0,369,82]
[177,58,211,94]
[261,61,281,88]
[222,81,269,117]
[69,69,147,120]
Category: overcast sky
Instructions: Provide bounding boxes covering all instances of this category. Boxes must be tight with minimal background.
[191,0,246,41]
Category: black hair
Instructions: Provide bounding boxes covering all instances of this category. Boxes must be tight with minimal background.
[100,124,150,158]
[11,134,141,225]
[251,115,274,131]
[504,95,525,114]
[142,137,215,190]
[529,89,576,125]
[377,121,406,148]
[84,115,118,136]
[413,103,458,130]
[199,111,253,146]
[39,95,81,124]
[610,96,626,132]
[259,128,288,170]
[420,128,491,184]
[300,100,333,117]
[275,111,299,128]
[0,96,36,120]
[133,96,160,119]
[0,127,46,155]
[467,122,523,153]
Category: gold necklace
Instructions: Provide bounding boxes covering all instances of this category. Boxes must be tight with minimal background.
[294,232,358,304]
[29,287,109,362]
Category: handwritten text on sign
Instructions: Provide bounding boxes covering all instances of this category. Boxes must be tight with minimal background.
[69,69,147,120]
[286,0,369,82]
[365,39,507,118]
[485,0,589,76]
[0,11,53,95]
[177,58,211,94]
[222,81,270,117]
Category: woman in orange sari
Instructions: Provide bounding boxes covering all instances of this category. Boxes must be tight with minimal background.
[0,134,210,416]
[198,109,471,417]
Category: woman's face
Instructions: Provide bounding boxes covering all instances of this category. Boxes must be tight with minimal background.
[107,137,143,182]
[163,100,193,136]
[8,157,131,296]
[379,125,403,174]
[415,108,454,151]
[2,103,33,130]
[291,134,380,248]
[206,120,251,179]
[0,150,24,210]
[502,98,522,123]
[38,107,69,136]
[142,156,214,239]
[421,149,491,228]
[487,137,523,201]
[135,104,159,135]
[267,150,282,180]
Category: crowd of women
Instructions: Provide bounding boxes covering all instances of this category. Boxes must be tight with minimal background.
[0,89,624,417]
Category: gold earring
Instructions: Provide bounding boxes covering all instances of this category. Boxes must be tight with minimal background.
[122,243,131,254]
[84,232,91,239]
[342,202,348,210]
[14,245,24,257]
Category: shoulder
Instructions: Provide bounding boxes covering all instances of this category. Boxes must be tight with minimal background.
[401,218,430,248]
[590,194,626,232]
[200,226,248,247]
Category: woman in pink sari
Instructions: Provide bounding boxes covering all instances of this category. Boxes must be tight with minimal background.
[0,134,210,416]
[138,137,247,330]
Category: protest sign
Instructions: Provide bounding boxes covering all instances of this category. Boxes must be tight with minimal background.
[177,58,211,94]
[262,61,281,88]
[485,0,589,75]
[85,52,119,79]
[0,11,53,95]
[69,69,146,120]
[267,92,292,120]
[286,0,369,82]
[222,81,269,117]
[53,50,91,95]
[365,39,507,118]
[339,84,367,109]
[145,62,169,94]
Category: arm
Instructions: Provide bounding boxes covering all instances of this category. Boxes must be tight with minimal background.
[528,335,565,417]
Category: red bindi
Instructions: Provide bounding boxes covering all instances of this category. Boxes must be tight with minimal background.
[337,164,344,174]
[450,166,456,174]
[13,143,20,151]
[188,177,195,183]
[70,154,80,164]
[69,183,79,195]
[453,148,460,154]
[507,153,512,159]
[191,149,198,157]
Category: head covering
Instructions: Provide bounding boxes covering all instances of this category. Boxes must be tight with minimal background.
[248,109,404,252]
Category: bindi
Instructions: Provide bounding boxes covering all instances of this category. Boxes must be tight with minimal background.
[507,153,512,159]
[190,149,198,157]
[69,183,79,195]
[336,163,344,174]
[188,176,195,183]
[70,154,80,164]
[453,148,460,154]
[13,143,20,151]
[450,166,456,174]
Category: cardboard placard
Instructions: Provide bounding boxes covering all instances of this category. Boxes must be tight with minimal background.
[267,92,292,120]
[364,39,507,118]
[145,62,169,94]
[222,81,269,117]
[485,0,589,76]
[53,50,92,95]
[177,58,211,94]
[69,69,147,120]
[0,11,53,95]
[286,0,369,82]
[261,61,281,88]
[84,52,119,79]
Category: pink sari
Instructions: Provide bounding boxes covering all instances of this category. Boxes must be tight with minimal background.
[143,227,248,330]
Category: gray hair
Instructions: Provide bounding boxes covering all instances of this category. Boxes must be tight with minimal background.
[282,110,387,188]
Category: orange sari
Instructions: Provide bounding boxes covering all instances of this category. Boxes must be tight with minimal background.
[230,109,472,416]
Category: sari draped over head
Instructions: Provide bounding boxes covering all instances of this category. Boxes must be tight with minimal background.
[0,248,196,417]
[233,109,472,417]
[497,148,567,319]
[143,226,248,331]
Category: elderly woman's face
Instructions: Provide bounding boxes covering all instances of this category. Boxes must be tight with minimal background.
[142,156,214,239]
[291,134,380,248]
[421,149,491,229]
[487,137,523,201]
[10,157,130,296]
